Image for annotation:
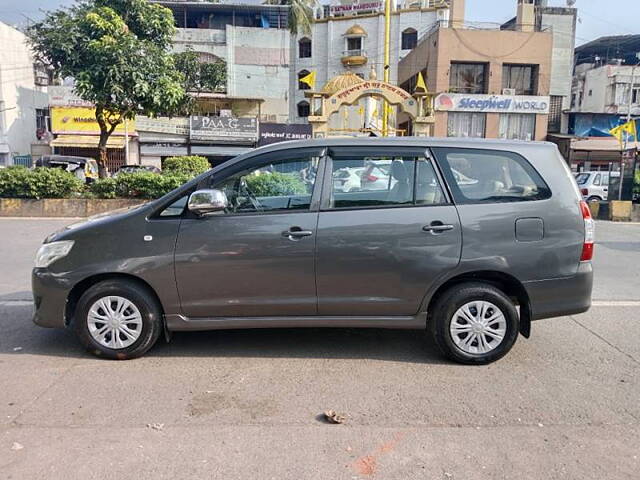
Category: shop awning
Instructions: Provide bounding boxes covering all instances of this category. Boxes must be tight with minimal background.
[51,135,126,149]
[190,145,253,156]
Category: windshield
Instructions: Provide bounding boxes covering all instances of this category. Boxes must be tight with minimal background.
[575,173,590,185]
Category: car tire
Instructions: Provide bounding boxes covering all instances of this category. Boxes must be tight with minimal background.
[587,196,602,203]
[73,279,163,360]
[428,282,519,365]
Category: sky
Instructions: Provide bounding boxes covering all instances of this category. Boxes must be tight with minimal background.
[0,0,638,47]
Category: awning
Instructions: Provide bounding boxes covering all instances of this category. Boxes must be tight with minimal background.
[571,137,639,152]
[190,145,253,156]
[51,135,126,149]
[0,143,10,154]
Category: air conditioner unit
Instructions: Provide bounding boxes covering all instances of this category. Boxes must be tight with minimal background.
[502,88,517,96]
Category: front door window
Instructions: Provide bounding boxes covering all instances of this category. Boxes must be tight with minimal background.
[211,155,320,213]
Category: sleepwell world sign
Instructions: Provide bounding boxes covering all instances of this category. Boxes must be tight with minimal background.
[190,116,258,144]
[435,93,551,115]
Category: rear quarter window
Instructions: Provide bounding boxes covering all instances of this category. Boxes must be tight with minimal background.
[432,147,551,204]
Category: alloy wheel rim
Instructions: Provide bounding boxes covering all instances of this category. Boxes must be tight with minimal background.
[87,296,143,349]
[449,300,507,355]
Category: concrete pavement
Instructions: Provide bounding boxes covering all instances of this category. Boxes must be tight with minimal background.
[0,218,639,479]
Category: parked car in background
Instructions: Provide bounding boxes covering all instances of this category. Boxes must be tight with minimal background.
[575,171,619,202]
[333,167,365,192]
[360,160,395,191]
[32,138,593,365]
[113,165,161,176]
[35,155,99,183]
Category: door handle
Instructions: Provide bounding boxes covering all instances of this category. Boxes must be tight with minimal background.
[422,223,454,233]
[282,227,313,240]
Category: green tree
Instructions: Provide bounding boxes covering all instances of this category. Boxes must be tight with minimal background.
[264,0,316,35]
[27,0,186,176]
[173,47,227,113]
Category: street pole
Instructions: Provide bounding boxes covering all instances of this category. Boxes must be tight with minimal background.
[621,60,638,200]
[124,119,130,165]
[382,0,391,137]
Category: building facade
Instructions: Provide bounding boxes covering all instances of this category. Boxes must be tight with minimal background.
[398,0,553,141]
[502,0,577,134]
[550,35,640,171]
[289,0,450,124]
[145,1,290,165]
[0,21,49,165]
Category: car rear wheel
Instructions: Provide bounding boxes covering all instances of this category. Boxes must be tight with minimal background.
[587,196,602,203]
[73,279,163,360]
[429,282,519,365]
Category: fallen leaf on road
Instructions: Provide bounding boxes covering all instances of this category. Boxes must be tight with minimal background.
[324,410,346,424]
[146,423,164,431]
[11,442,24,451]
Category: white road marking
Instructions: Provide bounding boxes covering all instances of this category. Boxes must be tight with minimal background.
[591,300,640,307]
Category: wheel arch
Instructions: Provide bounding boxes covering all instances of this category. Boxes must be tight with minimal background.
[65,273,165,327]
[424,270,532,338]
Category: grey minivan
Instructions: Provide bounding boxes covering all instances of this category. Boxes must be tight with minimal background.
[32,138,594,364]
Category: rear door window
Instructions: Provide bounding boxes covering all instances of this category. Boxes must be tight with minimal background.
[328,154,446,209]
[432,148,551,203]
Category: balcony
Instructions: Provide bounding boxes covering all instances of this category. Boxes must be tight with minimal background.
[174,28,226,46]
[341,49,368,67]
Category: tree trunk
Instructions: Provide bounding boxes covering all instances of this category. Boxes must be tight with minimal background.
[97,130,110,178]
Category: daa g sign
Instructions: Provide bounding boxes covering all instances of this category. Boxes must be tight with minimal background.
[190,116,258,143]
[435,93,551,115]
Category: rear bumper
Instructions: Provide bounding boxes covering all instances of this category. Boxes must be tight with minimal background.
[524,262,593,321]
[32,268,72,328]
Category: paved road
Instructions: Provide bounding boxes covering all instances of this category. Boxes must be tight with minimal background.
[1,218,639,479]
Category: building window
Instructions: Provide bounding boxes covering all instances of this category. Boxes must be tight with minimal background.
[548,96,562,133]
[499,113,536,141]
[502,64,537,95]
[299,37,312,58]
[449,63,487,94]
[35,108,50,139]
[298,70,311,90]
[346,36,363,54]
[401,28,418,50]
[447,112,486,138]
[297,101,310,117]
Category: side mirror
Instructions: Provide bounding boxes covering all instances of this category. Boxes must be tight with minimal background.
[188,189,228,216]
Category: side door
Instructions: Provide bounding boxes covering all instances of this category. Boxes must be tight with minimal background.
[174,148,324,318]
[315,147,462,316]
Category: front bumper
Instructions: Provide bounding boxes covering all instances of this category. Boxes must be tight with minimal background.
[524,262,593,321]
[32,268,73,328]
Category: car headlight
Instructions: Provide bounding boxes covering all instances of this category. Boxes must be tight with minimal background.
[35,240,75,268]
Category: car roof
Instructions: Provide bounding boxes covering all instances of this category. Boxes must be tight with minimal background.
[43,155,95,164]
[245,136,557,156]
[211,136,559,175]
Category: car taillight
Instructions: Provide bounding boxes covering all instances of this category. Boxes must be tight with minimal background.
[579,201,595,261]
[364,174,379,182]
[580,188,588,196]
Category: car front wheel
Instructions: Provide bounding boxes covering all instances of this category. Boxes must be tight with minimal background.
[74,279,163,360]
[429,282,519,364]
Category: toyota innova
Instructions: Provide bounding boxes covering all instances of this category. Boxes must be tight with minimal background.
[32,138,593,364]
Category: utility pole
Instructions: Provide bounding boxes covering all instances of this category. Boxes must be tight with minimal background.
[382,0,391,137]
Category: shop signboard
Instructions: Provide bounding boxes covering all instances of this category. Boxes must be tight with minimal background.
[258,123,313,146]
[434,93,551,115]
[190,116,258,144]
[137,116,190,136]
[48,86,94,108]
[329,1,381,15]
[51,107,135,134]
